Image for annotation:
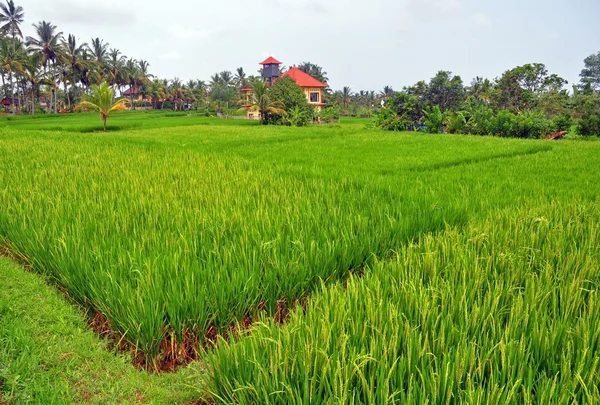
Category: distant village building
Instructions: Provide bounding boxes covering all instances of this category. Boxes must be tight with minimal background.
[121,86,145,102]
[242,56,328,120]
[1,97,21,113]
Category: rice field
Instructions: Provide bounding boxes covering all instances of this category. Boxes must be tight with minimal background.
[0,112,599,403]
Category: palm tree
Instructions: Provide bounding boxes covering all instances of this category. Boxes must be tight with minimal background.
[235,67,246,86]
[89,37,108,63]
[75,82,128,131]
[106,48,125,88]
[26,20,62,113]
[0,36,25,112]
[219,70,233,86]
[124,58,140,109]
[0,0,25,40]
[148,79,165,110]
[379,85,394,99]
[22,53,46,113]
[88,37,108,82]
[342,86,352,110]
[59,34,87,108]
[249,79,285,125]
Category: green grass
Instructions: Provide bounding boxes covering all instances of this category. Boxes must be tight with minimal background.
[0,256,199,404]
[0,111,599,403]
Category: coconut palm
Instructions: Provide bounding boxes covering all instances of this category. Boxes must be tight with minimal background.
[379,85,394,99]
[89,37,108,63]
[124,58,140,108]
[0,0,25,40]
[106,48,126,88]
[59,34,87,108]
[235,67,246,86]
[75,82,128,131]
[146,79,164,109]
[26,20,62,112]
[26,20,62,67]
[342,86,352,110]
[219,70,233,86]
[249,79,285,125]
[0,37,25,92]
[21,53,46,113]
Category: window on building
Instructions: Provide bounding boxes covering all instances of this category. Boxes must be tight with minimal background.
[249,113,254,119]
[309,92,320,103]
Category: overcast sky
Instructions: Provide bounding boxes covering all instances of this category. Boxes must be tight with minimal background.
[18,0,600,91]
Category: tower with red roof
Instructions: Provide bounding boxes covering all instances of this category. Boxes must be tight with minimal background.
[260,56,282,86]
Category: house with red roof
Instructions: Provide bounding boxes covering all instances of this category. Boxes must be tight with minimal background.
[242,56,329,120]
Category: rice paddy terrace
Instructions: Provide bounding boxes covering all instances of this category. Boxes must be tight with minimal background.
[0,111,599,403]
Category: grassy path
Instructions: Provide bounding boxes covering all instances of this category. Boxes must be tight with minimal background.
[0,256,200,404]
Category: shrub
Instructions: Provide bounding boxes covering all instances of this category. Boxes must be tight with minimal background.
[553,113,574,132]
[372,107,409,131]
[577,98,600,136]
[318,106,340,123]
[446,112,466,134]
[423,105,445,134]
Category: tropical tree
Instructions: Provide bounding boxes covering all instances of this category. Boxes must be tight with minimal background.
[235,67,246,86]
[0,0,24,40]
[59,34,87,108]
[297,61,328,84]
[26,20,62,112]
[379,85,394,99]
[148,78,165,109]
[75,82,128,131]
[249,79,285,125]
[342,86,352,110]
[579,51,600,93]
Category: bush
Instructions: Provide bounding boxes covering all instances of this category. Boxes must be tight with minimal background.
[423,105,445,134]
[490,110,517,137]
[318,106,340,123]
[464,104,495,135]
[577,114,600,136]
[271,76,314,126]
[553,113,573,132]
[446,112,466,134]
[372,107,409,131]
[577,98,600,136]
[512,111,555,139]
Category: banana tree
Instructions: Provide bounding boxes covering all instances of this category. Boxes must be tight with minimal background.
[75,82,129,131]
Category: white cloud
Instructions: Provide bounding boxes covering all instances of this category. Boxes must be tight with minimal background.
[472,12,492,29]
[158,51,182,61]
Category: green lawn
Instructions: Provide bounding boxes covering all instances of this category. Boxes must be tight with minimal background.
[0,112,599,403]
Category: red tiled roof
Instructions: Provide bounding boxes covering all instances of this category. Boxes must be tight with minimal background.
[122,87,140,96]
[280,67,328,88]
[259,56,282,65]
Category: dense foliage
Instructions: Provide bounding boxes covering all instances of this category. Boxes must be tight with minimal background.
[270,76,314,126]
[370,60,600,138]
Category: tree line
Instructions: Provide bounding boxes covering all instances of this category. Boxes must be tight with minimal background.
[0,0,331,117]
[363,57,600,138]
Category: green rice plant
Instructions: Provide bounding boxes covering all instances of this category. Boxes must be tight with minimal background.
[204,202,600,404]
[0,126,472,361]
